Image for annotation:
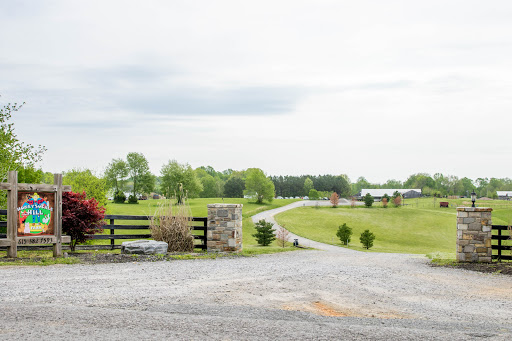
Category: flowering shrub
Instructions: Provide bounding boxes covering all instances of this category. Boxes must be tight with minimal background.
[62,191,105,251]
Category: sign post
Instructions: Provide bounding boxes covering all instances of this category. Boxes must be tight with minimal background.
[0,171,71,257]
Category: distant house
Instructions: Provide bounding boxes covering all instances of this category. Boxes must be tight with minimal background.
[358,189,422,201]
[497,191,512,201]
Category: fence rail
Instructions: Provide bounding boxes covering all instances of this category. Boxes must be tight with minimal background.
[0,210,207,251]
[492,225,512,261]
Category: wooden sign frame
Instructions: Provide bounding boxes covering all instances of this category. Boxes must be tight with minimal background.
[0,171,71,257]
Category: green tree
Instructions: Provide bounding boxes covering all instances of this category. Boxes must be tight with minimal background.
[161,160,202,202]
[126,152,154,201]
[252,219,276,246]
[1,98,46,208]
[382,193,390,206]
[244,168,275,204]
[336,223,352,245]
[63,168,108,206]
[17,165,44,184]
[309,189,320,200]
[304,177,314,196]
[104,158,129,194]
[223,175,245,198]
[363,193,374,207]
[360,229,376,249]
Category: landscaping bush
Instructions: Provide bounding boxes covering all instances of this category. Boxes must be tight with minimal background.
[252,219,276,246]
[62,191,105,251]
[276,224,290,248]
[113,190,126,204]
[336,223,352,245]
[330,192,339,208]
[360,229,376,249]
[128,194,138,204]
[382,197,388,208]
[392,191,402,207]
[364,193,374,207]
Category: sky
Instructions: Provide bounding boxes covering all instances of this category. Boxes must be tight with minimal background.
[1,0,512,184]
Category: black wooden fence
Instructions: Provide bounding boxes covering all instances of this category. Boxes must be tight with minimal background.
[0,210,207,251]
[492,225,512,261]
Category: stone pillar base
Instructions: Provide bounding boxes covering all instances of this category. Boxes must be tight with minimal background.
[207,204,243,252]
[456,207,492,263]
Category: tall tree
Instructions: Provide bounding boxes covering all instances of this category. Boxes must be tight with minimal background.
[244,168,275,204]
[303,177,314,196]
[63,168,108,206]
[104,158,129,194]
[223,175,245,198]
[126,152,154,200]
[161,160,202,202]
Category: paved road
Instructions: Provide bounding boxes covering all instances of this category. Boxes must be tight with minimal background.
[1,201,511,340]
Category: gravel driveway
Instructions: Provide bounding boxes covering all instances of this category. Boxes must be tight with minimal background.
[1,201,511,340]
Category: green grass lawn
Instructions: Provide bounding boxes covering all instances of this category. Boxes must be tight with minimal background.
[275,197,512,258]
[99,198,300,255]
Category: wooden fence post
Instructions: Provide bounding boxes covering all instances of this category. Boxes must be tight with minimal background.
[7,171,18,258]
[53,174,63,257]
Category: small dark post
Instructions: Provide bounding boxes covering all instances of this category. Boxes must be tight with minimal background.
[471,191,476,208]
[110,218,115,250]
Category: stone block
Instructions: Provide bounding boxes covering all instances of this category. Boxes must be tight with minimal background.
[468,223,481,231]
[458,212,469,218]
[457,224,468,231]
[482,226,491,232]
[121,240,168,255]
[484,238,492,247]
[476,247,487,253]
[463,217,475,224]
[463,245,474,253]
[479,257,492,263]
[457,239,469,246]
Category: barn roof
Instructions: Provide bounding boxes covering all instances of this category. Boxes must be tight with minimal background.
[360,189,421,197]
[497,191,512,196]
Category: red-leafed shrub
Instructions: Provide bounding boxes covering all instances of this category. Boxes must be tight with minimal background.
[62,191,105,251]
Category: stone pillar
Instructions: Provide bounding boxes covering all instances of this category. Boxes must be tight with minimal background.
[207,204,243,252]
[456,207,492,263]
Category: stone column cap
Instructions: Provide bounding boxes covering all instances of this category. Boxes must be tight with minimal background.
[207,204,243,208]
[456,207,492,212]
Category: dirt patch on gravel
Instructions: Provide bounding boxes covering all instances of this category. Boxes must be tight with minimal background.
[432,261,512,276]
[282,301,411,319]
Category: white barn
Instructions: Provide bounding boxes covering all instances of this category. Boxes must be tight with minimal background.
[497,191,512,200]
[359,189,422,201]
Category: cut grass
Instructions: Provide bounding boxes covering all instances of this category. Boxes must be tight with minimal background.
[275,197,512,256]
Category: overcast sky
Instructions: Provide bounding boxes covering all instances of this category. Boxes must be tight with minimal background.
[1,0,511,184]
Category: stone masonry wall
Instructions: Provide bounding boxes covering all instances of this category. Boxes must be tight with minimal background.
[456,207,492,263]
[207,204,243,252]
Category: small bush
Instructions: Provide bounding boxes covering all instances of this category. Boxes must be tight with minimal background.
[392,191,402,207]
[363,193,374,207]
[336,223,352,245]
[330,192,339,208]
[128,194,138,204]
[360,229,376,249]
[382,197,388,208]
[252,219,276,246]
[113,191,126,204]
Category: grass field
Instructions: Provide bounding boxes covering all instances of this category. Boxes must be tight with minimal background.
[274,197,512,258]
[101,198,300,255]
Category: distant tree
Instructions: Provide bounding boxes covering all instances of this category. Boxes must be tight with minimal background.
[17,165,44,184]
[330,192,339,207]
[252,219,276,246]
[63,168,108,206]
[304,177,314,196]
[62,191,105,251]
[196,171,223,198]
[309,189,320,200]
[352,176,372,196]
[161,160,202,203]
[104,158,129,195]
[360,229,376,249]
[336,223,352,245]
[126,152,154,201]
[244,168,275,204]
[223,175,245,198]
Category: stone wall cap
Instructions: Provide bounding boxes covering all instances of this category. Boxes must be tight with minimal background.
[456,207,493,212]
[207,204,243,208]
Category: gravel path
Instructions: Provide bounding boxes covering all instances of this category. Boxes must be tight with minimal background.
[1,201,511,340]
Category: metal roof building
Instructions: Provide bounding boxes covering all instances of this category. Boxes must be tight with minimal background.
[497,191,512,200]
[359,189,422,200]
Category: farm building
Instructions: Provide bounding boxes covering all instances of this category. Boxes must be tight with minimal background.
[358,189,422,201]
[497,191,512,200]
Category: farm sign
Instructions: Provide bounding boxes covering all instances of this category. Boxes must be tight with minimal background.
[0,171,71,257]
[18,192,55,236]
